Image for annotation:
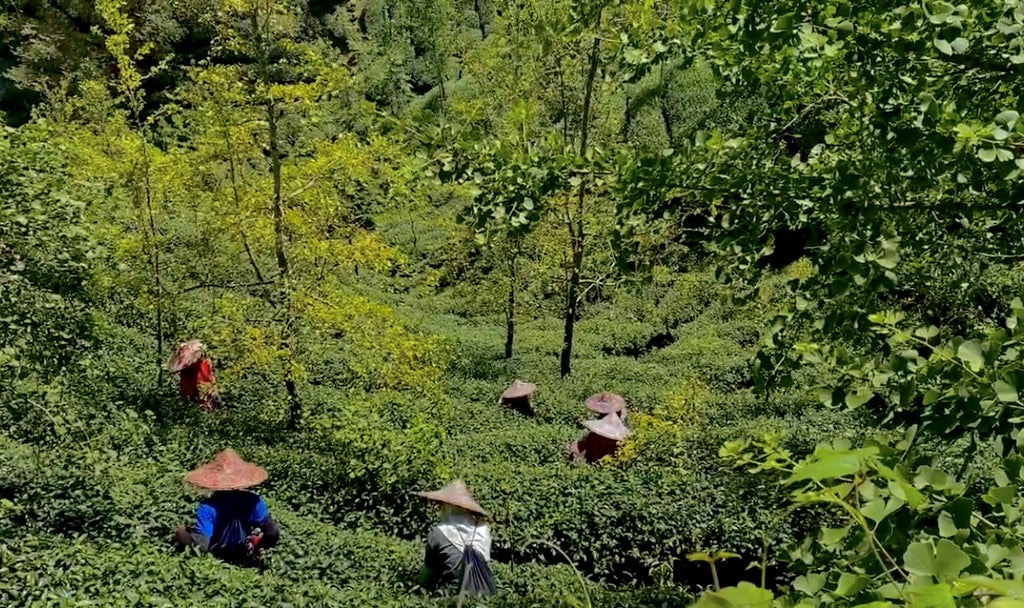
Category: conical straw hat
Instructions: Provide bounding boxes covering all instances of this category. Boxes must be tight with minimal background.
[582,414,632,441]
[167,340,205,373]
[415,479,489,516]
[184,449,268,491]
[502,380,537,399]
[585,392,626,415]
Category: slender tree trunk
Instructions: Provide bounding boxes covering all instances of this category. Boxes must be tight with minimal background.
[135,122,163,378]
[505,243,518,359]
[659,62,675,145]
[559,16,601,378]
[222,122,267,283]
[560,228,583,377]
[252,5,301,428]
[268,107,288,277]
[267,100,301,429]
[473,0,486,38]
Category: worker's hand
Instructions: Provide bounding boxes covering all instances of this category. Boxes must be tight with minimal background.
[173,524,191,547]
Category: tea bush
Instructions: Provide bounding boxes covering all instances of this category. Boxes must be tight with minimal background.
[0,211,876,605]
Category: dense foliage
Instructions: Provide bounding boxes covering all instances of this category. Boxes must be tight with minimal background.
[2,0,1024,606]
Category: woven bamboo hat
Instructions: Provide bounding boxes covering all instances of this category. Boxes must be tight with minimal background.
[415,479,490,516]
[582,414,632,441]
[585,392,627,415]
[167,340,205,373]
[502,380,537,400]
[184,449,268,491]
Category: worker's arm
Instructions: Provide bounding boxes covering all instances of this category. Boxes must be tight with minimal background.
[418,528,447,588]
[252,496,279,549]
[189,503,215,551]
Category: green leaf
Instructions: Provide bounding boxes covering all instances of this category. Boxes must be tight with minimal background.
[846,390,874,408]
[934,539,971,580]
[984,485,1017,506]
[997,110,1020,130]
[979,148,999,162]
[821,526,849,546]
[788,448,865,482]
[933,38,953,55]
[904,541,936,577]
[950,37,969,54]
[937,511,958,537]
[996,380,1019,403]
[836,573,870,597]
[927,1,955,24]
[771,13,796,33]
[957,340,985,372]
[861,498,887,523]
[692,582,774,608]
[793,573,826,596]
[906,583,955,607]
[876,249,899,269]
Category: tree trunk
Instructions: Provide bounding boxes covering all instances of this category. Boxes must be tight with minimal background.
[559,232,582,377]
[505,245,517,359]
[659,62,675,145]
[559,15,601,378]
[222,121,266,283]
[135,123,162,377]
[268,101,301,429]
[473,0,487,38]
[253,5,301,429]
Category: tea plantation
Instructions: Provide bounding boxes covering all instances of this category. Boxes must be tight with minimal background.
[2,258,862,606]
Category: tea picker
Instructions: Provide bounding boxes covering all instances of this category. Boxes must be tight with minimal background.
[585,391,628,422]
[173,449,280,566]
[569,413,632,464]
[416,479,496,596]
[167,340,222,412]
[500,379,537,416]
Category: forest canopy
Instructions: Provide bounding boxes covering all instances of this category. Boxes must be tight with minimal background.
[3,0,1024,606]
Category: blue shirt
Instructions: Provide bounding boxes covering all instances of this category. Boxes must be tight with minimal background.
[193,490,270,549]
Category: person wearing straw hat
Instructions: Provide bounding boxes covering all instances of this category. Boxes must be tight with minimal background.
[585,391,628,422]
[500,379,537,416]
[568,414,632,464]
[416,479,496,596]
[173,449,279,565]
[167,340,221,412]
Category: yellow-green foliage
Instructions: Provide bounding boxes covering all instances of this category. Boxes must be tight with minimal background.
[617,380,710,464]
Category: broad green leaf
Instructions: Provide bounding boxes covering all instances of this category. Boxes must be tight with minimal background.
[876,249,899,269]
[771,13,796,33]
[904,541,936,577]
[836,573,870,597]
[984,485,1017,506]
[906,583,955,607]
[933,38,953,55]
[846,389,874,408]
[996,380,1019,403]
[955,575,1024,597]
[927,1,955,23]
[860,498,887,523]
[788,449,865,482]
[957,340,985,372]
[821,526,849,546]
[937,511,958,537]
[793,573,826,596]
[997,110,1020,130]
[934,539,971,580]
[692,582,774,608]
